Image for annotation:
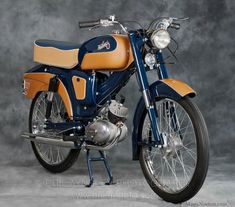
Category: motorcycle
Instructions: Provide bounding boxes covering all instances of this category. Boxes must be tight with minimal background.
[21,15,209,203]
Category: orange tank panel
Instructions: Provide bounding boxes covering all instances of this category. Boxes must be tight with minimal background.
[81,34,134,71]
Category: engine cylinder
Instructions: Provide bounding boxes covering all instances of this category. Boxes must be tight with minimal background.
[108,100,128,123]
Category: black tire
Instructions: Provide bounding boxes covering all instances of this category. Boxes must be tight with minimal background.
[29,92,80,173]
[139,97,209,203]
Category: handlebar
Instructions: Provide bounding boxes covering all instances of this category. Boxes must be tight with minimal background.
[78,15,128,33]
[79,20,100,28]
[79,16,186,33]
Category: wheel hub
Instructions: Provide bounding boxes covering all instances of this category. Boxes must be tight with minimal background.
[163,133,183,158]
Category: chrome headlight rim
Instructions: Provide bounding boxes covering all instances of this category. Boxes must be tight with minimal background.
[150,29,171,50]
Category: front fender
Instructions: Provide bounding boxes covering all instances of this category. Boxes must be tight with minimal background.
[132,78,196,160]
[23,72,73,119]
[150,78,196,100]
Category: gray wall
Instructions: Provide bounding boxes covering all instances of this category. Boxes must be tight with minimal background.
[0,0,234,164]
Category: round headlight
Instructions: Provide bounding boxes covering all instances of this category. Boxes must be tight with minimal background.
[151,29,171,49]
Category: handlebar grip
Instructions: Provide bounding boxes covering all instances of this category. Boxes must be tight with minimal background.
[170,22,180,30]
[78,20,100,28]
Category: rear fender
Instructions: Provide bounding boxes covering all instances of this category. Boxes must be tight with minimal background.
[23,72,73,119]
[132,78,196,160]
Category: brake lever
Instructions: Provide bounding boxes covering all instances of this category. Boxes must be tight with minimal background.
[100,19,128,33]
[170,22,180,30]
[100,19,114,27]
[168,17,189,30]
[89,24,101,31]
[172,17,190,21]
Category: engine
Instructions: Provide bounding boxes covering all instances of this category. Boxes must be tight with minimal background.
[85,100,128,145]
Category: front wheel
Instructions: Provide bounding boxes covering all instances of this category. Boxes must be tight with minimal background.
[139,97,209,203]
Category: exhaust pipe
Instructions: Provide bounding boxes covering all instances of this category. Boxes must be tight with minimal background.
[21,133,78,149]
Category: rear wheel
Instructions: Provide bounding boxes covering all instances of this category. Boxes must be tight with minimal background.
[29,92,80,173]
[139,97,209,203]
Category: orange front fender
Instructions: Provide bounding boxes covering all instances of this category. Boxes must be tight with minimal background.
[160,78,196,97]
[23,72,73,119]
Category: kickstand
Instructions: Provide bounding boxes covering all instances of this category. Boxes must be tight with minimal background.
[85,149,115,187]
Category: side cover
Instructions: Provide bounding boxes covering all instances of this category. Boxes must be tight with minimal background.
[132,78,196,160]
[23,65,97,119]
[23,72,73,118]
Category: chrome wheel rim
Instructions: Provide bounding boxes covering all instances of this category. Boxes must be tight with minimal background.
[31,92,70,165]
[142,98,197,193]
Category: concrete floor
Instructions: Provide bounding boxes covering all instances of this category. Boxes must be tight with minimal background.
[0,156,234,207]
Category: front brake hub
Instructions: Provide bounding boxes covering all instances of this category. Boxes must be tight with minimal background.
[164,133,183,158]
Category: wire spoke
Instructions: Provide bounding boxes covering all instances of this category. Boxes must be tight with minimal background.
[142,98,197,193]
[31,92,70,165]
[181,145,197,161]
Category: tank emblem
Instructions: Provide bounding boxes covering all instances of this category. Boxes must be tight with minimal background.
[97,41,110,50]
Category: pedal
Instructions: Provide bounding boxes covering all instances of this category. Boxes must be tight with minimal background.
[85,149,115,187]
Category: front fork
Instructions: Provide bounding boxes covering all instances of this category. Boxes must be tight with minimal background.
[129,32,164,146]
[157,51,181,135]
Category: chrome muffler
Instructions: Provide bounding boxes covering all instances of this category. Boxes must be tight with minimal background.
[21,132,121,151]
[21,133,77,148]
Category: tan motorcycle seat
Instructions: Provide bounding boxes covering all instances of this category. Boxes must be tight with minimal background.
[34,39,80,69]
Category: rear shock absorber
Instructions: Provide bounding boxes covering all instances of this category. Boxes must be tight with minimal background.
[45,76,59,120]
